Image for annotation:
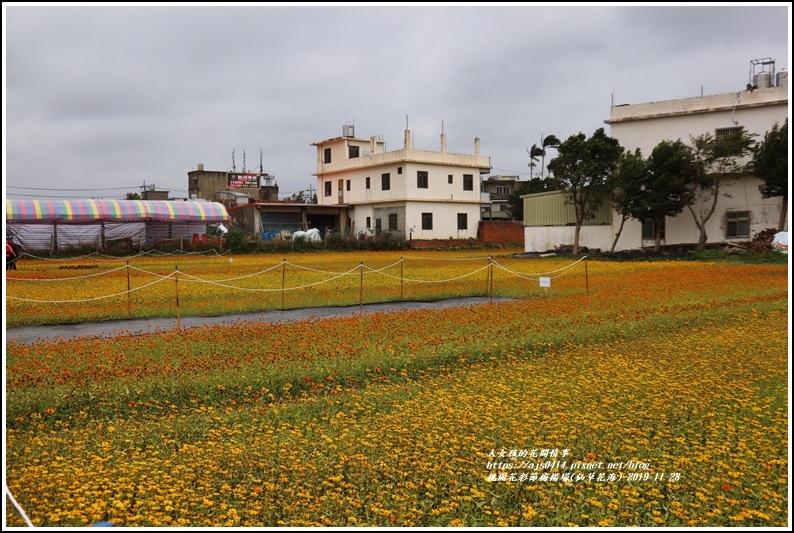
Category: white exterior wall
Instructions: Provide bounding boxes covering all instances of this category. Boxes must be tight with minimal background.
[607,85,787,251]
[404,202,480,240]
[524,85,787,253]
[524,225,613,253]
[313,130,490,239]
[608,86,787,157]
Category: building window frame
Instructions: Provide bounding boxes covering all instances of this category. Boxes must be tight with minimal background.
[448,174,453,184]
[417,170,429,189]
[324,181,332,197]
[382,173,390,191]
[641,219,665,240]
[348,145,360,159]
[457,213,468,230]
[726,210,751,238]
[323,148,332,164]
[421,212,433,230]
[463,174,474,191]
[388,213,398,230]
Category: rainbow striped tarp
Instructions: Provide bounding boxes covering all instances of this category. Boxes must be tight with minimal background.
[6,199,229,223]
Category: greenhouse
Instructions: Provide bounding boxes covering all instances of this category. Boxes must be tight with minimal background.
[6,199,230,252]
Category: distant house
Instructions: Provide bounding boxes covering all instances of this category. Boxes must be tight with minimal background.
[312,124,491,240]
[188,163,279,207]
[523,68,788,253]
[481,175,523,221]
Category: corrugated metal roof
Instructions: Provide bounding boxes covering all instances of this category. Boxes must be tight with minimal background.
[522,190,612,226]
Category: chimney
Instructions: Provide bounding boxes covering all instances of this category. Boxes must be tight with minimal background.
[404,129,412,150]
[474,137,480,156]
[441,133,447,153]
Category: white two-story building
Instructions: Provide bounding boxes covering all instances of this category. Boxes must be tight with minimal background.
[312,125,491,240]
[523,65,788,253]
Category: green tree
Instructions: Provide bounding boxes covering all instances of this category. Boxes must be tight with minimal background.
[685,129,756,250]
[505,177,560,220]
[618,141,695,253]
[752,119,788,230]
[608,148,646,253]
[125,192,142,200]
[549,128,623,254]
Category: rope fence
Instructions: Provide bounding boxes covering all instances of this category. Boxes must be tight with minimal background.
[6,256,590,323]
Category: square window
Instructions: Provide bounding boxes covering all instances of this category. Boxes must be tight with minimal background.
[417,171,428,189]
[422,212,433,230]
[726,211,750,238]
[348,145,360,159]
[397,167,403,174]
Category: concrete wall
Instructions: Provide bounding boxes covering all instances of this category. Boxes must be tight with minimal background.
[524,225,613,253]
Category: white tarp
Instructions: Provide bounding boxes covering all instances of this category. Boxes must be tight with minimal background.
[771,231,788,254]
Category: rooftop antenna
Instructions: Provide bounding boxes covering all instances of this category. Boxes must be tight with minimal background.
[242,150,247,174]
[259,149,264,175]
[231,150,237,173]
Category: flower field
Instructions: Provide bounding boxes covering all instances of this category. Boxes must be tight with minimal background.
[11,250,615,327]
[4,252,790,527]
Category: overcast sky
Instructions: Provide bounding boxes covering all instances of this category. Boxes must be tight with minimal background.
[3,3,791,203]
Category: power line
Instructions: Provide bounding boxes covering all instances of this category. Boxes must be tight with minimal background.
[5,192,133,199]
[6,185,140,191]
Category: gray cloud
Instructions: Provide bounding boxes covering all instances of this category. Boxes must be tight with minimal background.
[4,3,790,200]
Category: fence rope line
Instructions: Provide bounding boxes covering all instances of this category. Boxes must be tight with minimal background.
[5,264,129,282]
[170,262,284,283]
[127,265,182,280]
[357,258,404,273]
[402,255,491,262]
[177,264,364,292]
[6,274,175,304]
[492,255,588,280]
[363,263,491,283]
[5,483,34,528]
[5,257,587,305]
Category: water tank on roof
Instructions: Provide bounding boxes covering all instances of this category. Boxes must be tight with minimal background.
[753,71,772,88]
[342,123,355,138]
[776,69,788,86]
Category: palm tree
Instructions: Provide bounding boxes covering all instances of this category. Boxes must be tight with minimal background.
[526,144,544,179]
[538,134,561,179]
